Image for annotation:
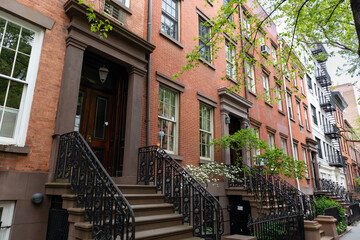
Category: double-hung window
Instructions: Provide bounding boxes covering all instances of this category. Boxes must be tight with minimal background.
[0,12,44,146]
[161,0,179,40]
[158,87,178,154]
[311,104,317,125]
[316,137,323,158]
[302,148,309,178]
[286,93,294,119]
[251,126,260,157]
[296,102,302,125]
[267,132,275,149]
[242,15,250,38]
[271,46,277,64]
[225,41,235,79]
[281,138,287,154]
[306,74,312,90]
[199,103,213,160]
[304,107,309,130]
[275,85,283,111]
[223,0,233,21]
[263,74,270,101]
[199,18,211,62]
[246,61,255,93]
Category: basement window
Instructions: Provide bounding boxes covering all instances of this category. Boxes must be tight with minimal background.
[104,1,127,24]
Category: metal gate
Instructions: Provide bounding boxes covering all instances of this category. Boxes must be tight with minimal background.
[46,208,69,240]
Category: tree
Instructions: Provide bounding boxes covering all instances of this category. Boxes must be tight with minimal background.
[211,129,307,180]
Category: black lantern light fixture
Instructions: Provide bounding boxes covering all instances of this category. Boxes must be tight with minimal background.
[98,66,109,84]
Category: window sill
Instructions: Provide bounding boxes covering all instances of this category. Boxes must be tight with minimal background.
[278,110,285,116]
[265,101,273,108]
[199,158,214,164]
[290,118,296,123]
[206,0,214,6]
[248,90,257,98]
[299,123,304,128]
[0,145,30,154]
[159,31,184,49]
[112,0,133,15]
[307,129,311,133]
[199,58,216,70]
[227,76,237,83]
[169,153,183,161]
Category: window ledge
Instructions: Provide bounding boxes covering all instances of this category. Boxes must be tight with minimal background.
[169,153,183,161]
[159,31,184,49]
[307,129,312,133]
[299,123,304,128]
[248,90,257,98]
[206,0,214,6]
[199,158,213,164]
[226,76,237,83]
[265,101,273,108]
[112,0,133,15]
[290,118,296,123]
[0,145,29,154]
[278,110,285,116]
[199,58,216,70]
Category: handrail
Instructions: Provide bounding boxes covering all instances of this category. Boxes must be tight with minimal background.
[138,146,224,240]
[55,132,135,240]
[228,164,297,215]
[320,178,351,203]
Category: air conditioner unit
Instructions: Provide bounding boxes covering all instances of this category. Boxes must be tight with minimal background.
[261,45,270,55]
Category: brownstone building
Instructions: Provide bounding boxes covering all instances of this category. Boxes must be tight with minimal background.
[0,0,318,239]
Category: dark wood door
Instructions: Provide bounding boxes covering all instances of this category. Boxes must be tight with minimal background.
[77,88,113,170]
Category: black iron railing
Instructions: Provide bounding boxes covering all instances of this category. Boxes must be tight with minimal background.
[248,212,305,240]
[349,202,360,223]
[316,69,331,87]
[320,97,336,112]
[328,153,345,167]
[311,44,328,63]
[137,146,224,240]
[320,178,351,203]
[55,132,135,240]
[324,124,339,139]
[228,165,297,215]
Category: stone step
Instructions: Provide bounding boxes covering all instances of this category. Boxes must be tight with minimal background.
[132,203,174,217]
[136,225,194,240]
[320,230,325,237]
[320,236,334,240]
[125,194,165,205]
[118,184,157,194]
[45,182,71,195]
[135,214,183,231]
[180,238,204,240]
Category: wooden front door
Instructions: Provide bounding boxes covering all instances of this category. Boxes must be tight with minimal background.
[77,88,113,170]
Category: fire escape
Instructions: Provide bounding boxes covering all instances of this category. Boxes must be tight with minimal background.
[312,44,345,168]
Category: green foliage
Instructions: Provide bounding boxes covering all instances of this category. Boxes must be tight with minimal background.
[212,129,307,180]
[255,222,288,239]
[314,195,347,235]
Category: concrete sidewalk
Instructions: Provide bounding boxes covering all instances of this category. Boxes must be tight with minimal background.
[341,222,360,239]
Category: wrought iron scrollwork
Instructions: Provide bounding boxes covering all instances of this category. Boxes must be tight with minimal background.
[137,146,224,240]
[55,132,135,240]
[320,178,351,203]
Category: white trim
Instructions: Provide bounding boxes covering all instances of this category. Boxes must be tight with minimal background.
[199,102,214,161]
[0,11,44,146]
[0,201,15,240]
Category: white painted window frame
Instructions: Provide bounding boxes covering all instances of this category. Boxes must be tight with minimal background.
[0,201,15,240]
[199,102,214,161]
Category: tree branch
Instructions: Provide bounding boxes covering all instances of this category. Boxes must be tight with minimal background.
[326,0,345,24]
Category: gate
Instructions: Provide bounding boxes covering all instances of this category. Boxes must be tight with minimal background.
[46,208,69,240]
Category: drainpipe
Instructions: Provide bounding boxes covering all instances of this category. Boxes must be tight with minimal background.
[146,0,152,146]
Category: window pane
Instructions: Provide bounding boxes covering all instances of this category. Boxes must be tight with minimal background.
[0,18,6,43]
[3,22,21,50]
[6,81,23,109]
[18,28,35,55]
[94,96,108,140]
[0,48,16,76]
[13,53,29,80]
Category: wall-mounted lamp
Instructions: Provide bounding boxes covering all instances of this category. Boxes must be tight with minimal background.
[31,193,44,205]
[99,66,109,84]
[225,114,230,125]
[244,121,250,129]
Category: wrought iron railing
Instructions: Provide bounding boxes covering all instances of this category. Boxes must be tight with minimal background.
[315,69,331,87]
[311,44,328,63]
[319,97,336,112]
[320,178,351,203]
[248,212,305,240]
[263,171,317,220]
[137,146,224,240]
[324,124,339,138]
[228,165,297,215]
[328,153,345,167]
[55,132,135,240]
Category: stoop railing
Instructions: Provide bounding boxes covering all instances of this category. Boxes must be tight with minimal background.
[55,132,135,240]
[138,146,224,240]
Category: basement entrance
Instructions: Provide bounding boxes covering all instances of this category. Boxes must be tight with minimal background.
[75,51,128,177]
[228,196,251,235]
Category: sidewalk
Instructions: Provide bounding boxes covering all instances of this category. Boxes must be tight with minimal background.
[341,222,360,239]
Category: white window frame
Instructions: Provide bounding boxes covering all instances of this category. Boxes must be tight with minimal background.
[296,101,302,125]
[271,46,277,64]
[242,14,250,38]
[0,201,15,240]
[0,11,44,146]
[246,61,255,93]
[263,74,270,101]
[286,93,294,119]
[251,126,260,157]
[199,103,214,160]
[158,86,179,154]
[293,143,299,161]
[304,107,309,130]
[267,132,275,149]
[276,85,283,111]
[161,0,180,40]
[199,17,212,63]
[281,138,287,154]
[302,148,309,178]
[225,40,235,79]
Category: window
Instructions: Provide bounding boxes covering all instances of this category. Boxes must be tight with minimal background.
[104,1,127,24]
[316,137,323,158]
[271,46,277,63]
[311,104,317,125]
[302,148,309,178]
[251,126,260,157]
[246,61,255,93]
[263,74,270,101]
[0,201,15,240]
[323,142,327,159]
[292,71,297,88]
[199,103,213,160]
[318,111,321,126]
[304,107,309,130]
[0,12,44,146]
[242,15,250,38]
[307,74,312,90]
[286,94,294,119]
[276,85,283,111]
[223,0,233,21]
[267,132,275,149]
[161,0,179,40]
[281,138,287,154]
[300,77,304,94]
[225,41,235,79]
[158,87,178,154]
[296,102,302,125]
[293,143,299,161]
[199,17,211,62]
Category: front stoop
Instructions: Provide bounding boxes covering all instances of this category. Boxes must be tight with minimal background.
[45,183,203,240]
[315,216,339,240]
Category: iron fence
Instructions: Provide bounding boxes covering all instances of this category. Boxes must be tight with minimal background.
[349,202,360,223]
[248,212,305,240]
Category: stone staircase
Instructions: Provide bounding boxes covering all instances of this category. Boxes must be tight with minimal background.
[316,189,350,211]
[45,182,202,240]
